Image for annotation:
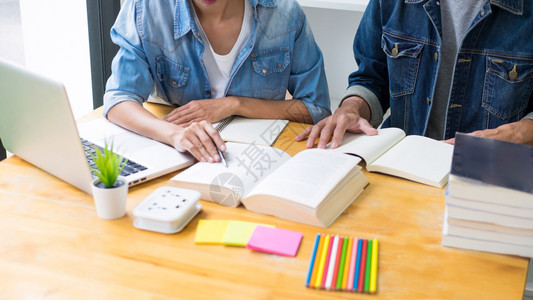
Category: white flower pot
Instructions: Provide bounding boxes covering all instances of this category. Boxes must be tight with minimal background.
[91,176,128,219]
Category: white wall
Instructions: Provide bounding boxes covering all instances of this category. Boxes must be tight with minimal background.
[301,7,363,110]
[19,0,92,119]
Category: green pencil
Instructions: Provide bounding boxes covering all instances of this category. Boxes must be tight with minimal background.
[336,236,349,289]
[364,240,373,293]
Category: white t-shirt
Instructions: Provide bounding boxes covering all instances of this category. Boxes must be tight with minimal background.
[193,0,253,99]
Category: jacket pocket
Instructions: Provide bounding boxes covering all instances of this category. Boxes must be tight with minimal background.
[155,56,189,102]
[482,56,533,120]
[381,34,423,97]
[250,48,290,99]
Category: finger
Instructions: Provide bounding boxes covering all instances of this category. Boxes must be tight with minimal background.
[442,138,455,145]
[184,124,213,162]
[294,126,312,142]
[163,107,185,122]
[306,123,325,148]
[317,122,336,149]
[194,121,220,162]
[203,121,226,152]
[180,138,206,162]
[329,124,349,149]
[357,119,378,136]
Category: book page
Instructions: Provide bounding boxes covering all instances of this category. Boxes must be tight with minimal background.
[367,135,453,187]
[245,149,362,209]
[170,142,290,206]
[331,127,405,165]
[215,117,289,146]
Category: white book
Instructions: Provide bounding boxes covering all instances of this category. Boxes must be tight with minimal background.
[442,216,533,257]
[444,208,533,246]
[447,174,533,209]
[446,204,533,229]
[332,128,453,188]
[170,142,368,227]
[445,193,533,220]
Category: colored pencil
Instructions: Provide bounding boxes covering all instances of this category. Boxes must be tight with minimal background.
[314,234,330,288]
[353,238,363,290]
[357,239,367,292]
[325,235,339,289]
[320,235,335,289]
[370,239,379,293]
[330,236,343,290]
[306,234,321,287]
[336,236,349,289]
[342,237,353,290]
[347,238,358,291]
[364,240,373,293]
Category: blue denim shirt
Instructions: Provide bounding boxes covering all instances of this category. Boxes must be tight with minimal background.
[104,0,331,124]
[344,0,533,139]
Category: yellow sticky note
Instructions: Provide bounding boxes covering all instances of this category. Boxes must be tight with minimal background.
[195,220,229,244]
[222,221,274,247]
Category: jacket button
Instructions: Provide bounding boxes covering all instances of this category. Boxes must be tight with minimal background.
[172,80,178,86]
[277,64,282,70]
[426,97,431,105]
[509,64,518,80]
[262,69,267,74]
[206,90,211,95]
[434,53,438,61]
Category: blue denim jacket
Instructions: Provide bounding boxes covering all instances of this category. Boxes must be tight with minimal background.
[344,0,533,139]
[104,0,331,124]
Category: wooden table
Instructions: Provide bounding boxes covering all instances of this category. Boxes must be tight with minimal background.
[0,103,528,299]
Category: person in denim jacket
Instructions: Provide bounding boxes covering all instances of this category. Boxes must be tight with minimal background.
[104,0,330,162]
[297,0,533,149]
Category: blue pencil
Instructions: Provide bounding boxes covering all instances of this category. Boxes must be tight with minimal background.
[305,234,321,287]
[353,238,363,290]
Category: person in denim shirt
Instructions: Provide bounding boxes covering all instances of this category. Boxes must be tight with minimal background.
[297,0,533,149]
[104,0,330,162]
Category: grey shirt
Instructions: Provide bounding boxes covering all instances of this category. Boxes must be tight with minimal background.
[426,0,486,139]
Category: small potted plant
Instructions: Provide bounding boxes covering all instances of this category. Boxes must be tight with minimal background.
[90,142,129,219]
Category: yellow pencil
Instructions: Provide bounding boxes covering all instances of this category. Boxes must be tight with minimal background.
[309,234,324,288]
[314,234,331,288]
[369,239,379,293]
[341,237,353,290]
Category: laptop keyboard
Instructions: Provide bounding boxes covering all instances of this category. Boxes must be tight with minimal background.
[81,138,148,178]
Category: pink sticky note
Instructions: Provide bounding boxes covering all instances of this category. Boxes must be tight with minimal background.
[246,226,303,257]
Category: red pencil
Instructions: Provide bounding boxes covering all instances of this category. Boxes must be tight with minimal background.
[320,235,335,289]
[330,236,344,290]
[357,239,368,292]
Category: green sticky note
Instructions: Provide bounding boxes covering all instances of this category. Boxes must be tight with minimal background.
[222,220,274,247]
[195,220,229,244]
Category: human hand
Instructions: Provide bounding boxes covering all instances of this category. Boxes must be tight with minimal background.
[172,120,226,163]
[443,119,533,145]
[163,97,237,127]
[295,97,378,149]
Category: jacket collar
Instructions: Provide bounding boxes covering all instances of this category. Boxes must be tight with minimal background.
[174,0,276,40]
[404,0,523,15]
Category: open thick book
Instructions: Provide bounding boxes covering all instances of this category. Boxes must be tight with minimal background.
[331,128,454,188]
[170,142,368,227]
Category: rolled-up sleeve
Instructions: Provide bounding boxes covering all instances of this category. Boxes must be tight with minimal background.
[103,0,154,117]
[287,7,331,124]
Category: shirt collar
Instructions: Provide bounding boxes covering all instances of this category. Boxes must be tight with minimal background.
[404,0,523,15]
[174,0,276,40]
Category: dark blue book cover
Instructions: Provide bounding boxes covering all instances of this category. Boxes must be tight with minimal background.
[451,133,533,194]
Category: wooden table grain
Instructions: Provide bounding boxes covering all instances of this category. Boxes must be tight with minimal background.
[0,103,528,299]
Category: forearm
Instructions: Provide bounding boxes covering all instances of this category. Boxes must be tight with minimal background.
[107,101,181,147]
[230,96,313,124]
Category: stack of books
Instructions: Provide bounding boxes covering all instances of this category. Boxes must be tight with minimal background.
[441,133,533,257]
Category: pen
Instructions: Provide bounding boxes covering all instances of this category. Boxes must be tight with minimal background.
[217,145,227,167]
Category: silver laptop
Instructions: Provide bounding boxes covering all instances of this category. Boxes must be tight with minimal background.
[0,59,194,194]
